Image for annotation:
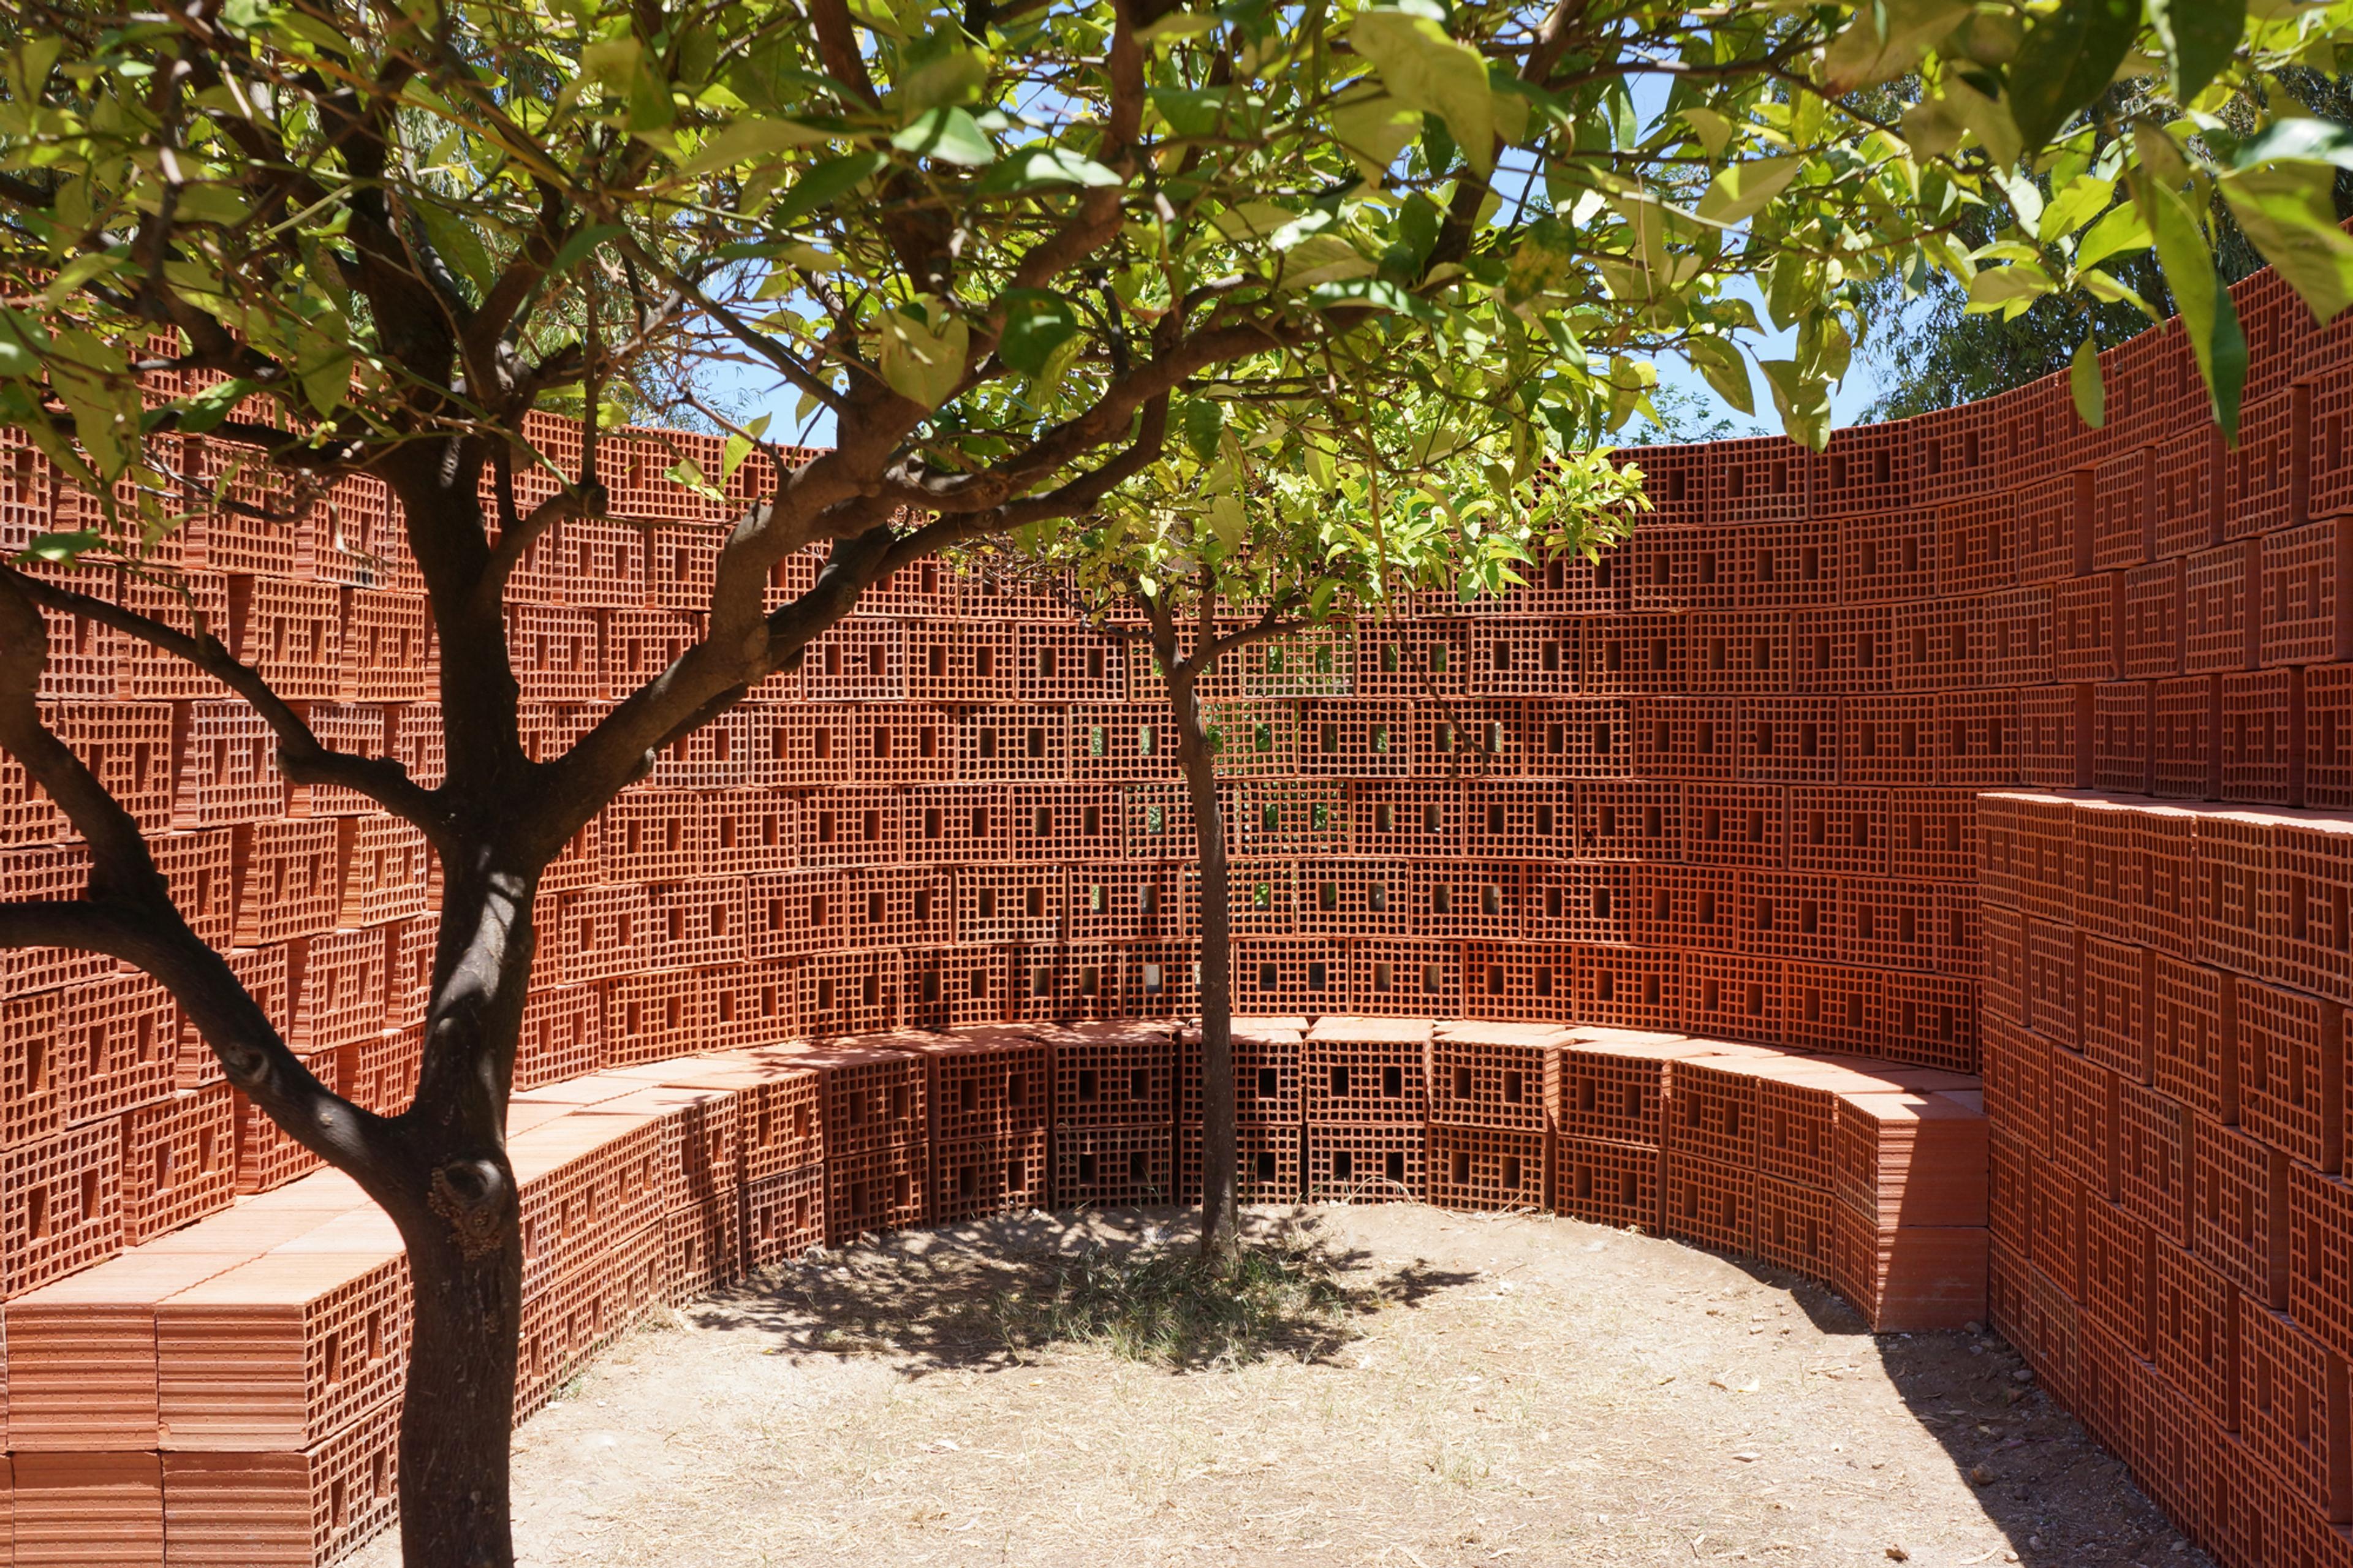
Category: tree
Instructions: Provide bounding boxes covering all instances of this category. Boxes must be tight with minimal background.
[1867,59,2353,432]
[1025,403,1638,1256]
[1863,73,2353,420]
[6,0,2353,1559]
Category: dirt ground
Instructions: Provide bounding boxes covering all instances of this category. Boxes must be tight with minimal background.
[356,1205,2203,1568]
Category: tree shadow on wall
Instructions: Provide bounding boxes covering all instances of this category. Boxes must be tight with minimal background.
[1705,1249,2211,1568]
[684,1205,1478,1377]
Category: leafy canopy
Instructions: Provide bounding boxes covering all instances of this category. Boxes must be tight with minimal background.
[1,0,2351,600]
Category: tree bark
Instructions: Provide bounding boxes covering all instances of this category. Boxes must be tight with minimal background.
[1165,657,1240,1262]
[393,1205,522,1568]
[377,860,537,1568]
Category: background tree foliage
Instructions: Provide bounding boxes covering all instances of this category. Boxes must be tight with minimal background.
[6,0,2353,1561]
[1864,69,2353,418]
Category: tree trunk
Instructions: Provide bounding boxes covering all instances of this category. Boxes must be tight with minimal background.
[395,1205,522,1568]
[1169,665,1240,1262]
[382,865,536,1568]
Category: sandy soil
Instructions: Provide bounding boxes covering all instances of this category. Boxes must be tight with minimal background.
[356,1205,2203,1568]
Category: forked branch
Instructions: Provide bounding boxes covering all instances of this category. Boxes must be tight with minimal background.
[0,566,443,833]
[0,577,390,1178]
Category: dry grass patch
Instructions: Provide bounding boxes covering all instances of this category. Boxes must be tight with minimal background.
[985,1229,1376,1368]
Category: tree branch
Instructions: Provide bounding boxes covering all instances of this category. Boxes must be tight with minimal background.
[1205,604,1300,665]
[806,0,884,108]
[992,393,1172,525]
[0,578,389,1178]
[466,180,571,381]
[469,485,602,627]
[0,566,442,831]
[996,0,1146,300]
[873,319,1309,517]
[528,518,910,854]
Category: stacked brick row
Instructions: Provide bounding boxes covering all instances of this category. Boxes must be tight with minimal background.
[1188,1013,1991,1328]
[0,1015,1990,1564]
[0,1021,1112,1565]
[0,831,436,1282]
[1979,790,2353,1567]
[1037,1018,1176,1209]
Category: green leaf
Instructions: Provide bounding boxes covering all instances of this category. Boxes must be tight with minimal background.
[2080,268,2158,316]
[173,377,256,435]
[2142,175,2246,436]
[2211,290,2248,441]
[1151,87,1256,138]
[544,224,624,281]
[999,290,1082,376]
[9,35,66,100]
[0,307,50,380]
[666,458,721,499]
[772,152,890,227]
[579,37,643,92]
[2007,0,2143,150]
[1306,279,1447,322]
[2221,162,2353,324]
[1275,233,1379,289]
[892,107,995,166]
[1694,157,1800,227]
[1206,491,1246,547]
[1209,201,1300,241]
[20,530,100,564]
[413,199,494,294]
[1680,107,1735,161]
[1756,358,1831,450]
[679,116,831,176]
[1993,171,2045,236]
[626,53,676,134]
[1965,262,2058,312]
[1900,97,1964,159]
[1820,0,1973,92]
[2075,202,2153,271]
[2147,0,2241,104]
[2071,336,2106,427]
[1347,9,1496,176]
[1138,10,1221,40]
[895,44,988,115]
[1182,399,1224,463]
[298,345,354,417]
[1487,67,1532,146]
[2039,173,2116,241]
[978,147,1122,191]
[1941,75,2021,167]
[877,300,969,409]
[2235,118,2353,171]
[1330,91,1424,182]
[1687,337,1754,416]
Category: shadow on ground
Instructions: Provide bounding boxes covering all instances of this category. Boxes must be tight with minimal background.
[688,1205,1479,1375]
[677,1203,2203,1567]
[1703,1246,2208,1568]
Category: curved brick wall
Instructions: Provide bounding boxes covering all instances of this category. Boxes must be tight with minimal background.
[1,251,2348,1565]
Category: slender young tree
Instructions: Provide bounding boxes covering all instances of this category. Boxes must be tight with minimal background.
[1028,414,1639,1256]
[4,0,2353,1557]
